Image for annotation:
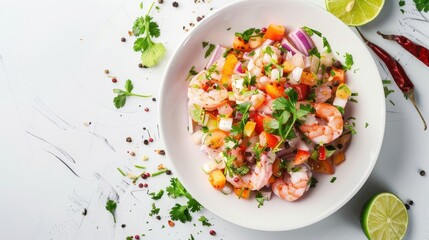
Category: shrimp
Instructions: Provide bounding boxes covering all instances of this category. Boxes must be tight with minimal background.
[226,153,274,190]
[299,103,343,144]
[187,70,228,111]
[247,45,282,78]
[272,164,312,201]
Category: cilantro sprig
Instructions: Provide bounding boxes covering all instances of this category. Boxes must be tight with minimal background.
[414,0,429,12]
[198,216,212,226]
[269,88,313,149]
[113,79,151,108]
[166,178,202,223]
[234,28,262,42]
[343,53,354,70]
[231,102,251,135]
[105,199,117,223]
[133,2,166,67]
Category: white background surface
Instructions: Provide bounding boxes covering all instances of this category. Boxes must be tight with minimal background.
[1,0,428,239]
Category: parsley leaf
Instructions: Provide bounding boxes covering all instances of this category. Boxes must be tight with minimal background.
[308,47,321,58]
[384,86,395,98]
[166,178,202,222]
[132,2,166,67]
[255,192,265,208]
[204,43,216,58]
[271,88,312,149]
[198,216,212,226]
[170,203,192,223]
[330,177,337,183]
[308,177,318,188]
[414,0,429,12]
[322,37,332,53]
[344,53,354,70]
[149,203,160,216]
[105,199,117,223]
[149,189,164,200]
[302,26,322,37]
[231,102,251,136]
[113,79,151,108]
[235,28,261,42]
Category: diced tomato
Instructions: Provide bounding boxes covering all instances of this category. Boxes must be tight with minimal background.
[318,145,326,160]
[253,113,265,134]
[308,159,335,175]
[290,84,310,101]
[259,131,279,149]
[293,150,310,165]
[263,24,285,41]
[265,83,285,99]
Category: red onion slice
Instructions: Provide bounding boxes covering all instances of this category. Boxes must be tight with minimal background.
[233,62,244,74]
[288,28,315,56]
[281,38,301,55]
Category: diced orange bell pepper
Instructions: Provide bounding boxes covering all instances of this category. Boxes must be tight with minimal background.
[331,67,346,84]
[208,169,226,189]
[293,150,310,165]
[233,36,251,51]
[265,83,285,99]
[234,187,251,199]
[259,131,279,149]
[243,121,256,137]
[222,54,239,76]
[300,71,318,86]
[264,24,285,41]
[203,129,228,149]
[283,61,296,74]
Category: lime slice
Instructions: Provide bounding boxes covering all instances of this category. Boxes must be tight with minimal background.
[361,192,408,240]
[325,0,385,26]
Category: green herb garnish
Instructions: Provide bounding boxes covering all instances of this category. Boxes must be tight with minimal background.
[234,28,261,42]
[344,53,354,70]
[132,2,166,67]
[105,199,117,223]
[255,192,265,208]
[113,79,151,109]
[149,203,160,216]
[166,178,202,223]
[149,189,164,200]
[198,216,212,226]
[322,37,332,53]
[414,0,429,12]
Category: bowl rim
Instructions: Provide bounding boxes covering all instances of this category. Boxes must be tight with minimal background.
[158,0,386,231]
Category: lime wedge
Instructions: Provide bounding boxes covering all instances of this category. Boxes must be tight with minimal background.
[361,192,408,240]
[325,0,385,26]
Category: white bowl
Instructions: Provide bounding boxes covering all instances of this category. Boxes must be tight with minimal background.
[159,0,385,231]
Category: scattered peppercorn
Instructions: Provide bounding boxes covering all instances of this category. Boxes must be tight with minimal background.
[126,137,132,142]
[233,177,239,182]
[121,224,126,228]
[134,235,140,240]
[143,127,147,130]
[130,152,136,156]
[143,183,148,187]
[408,200,414,205]
[166,170,172,175]
[138,63,143,68]
[156,215,161,220]
[121,37,126,42]
[168,220,175,227]
[104,69,110,74]
[172,1,178,7]
[142,174,148,179]
[261,27,267,33]
[209,230,216,236]
[146,173,151,177]
[82,208,87,216]
[158,0,163,3]
[143,139,149,145]
[149,137,154,142]
[152,97,156,102]
[405,203,410,210]
[144,107,149,112]
[420,170,426,176]
[138,183,144,188]
[197,16,203,22]
[158,149,166,155]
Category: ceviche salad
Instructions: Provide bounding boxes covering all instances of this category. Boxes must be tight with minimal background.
[187,24,354,205]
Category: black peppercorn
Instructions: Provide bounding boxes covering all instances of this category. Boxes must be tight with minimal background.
[121,37,126,42]
[126,137,132,142]
[172,1,178,7]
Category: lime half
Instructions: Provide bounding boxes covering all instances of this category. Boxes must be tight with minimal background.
[325,0,385,26]
[361,192,408,240]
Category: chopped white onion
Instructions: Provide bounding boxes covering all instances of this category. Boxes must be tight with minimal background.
[291,67,303,82]
[292,52,305,68]
[262,39,275,46]
[191,130,204,144]
[202,159,225,174]
[218,118,233,132]
[333,98,348,109]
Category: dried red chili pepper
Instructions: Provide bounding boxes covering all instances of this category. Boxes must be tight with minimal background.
[356,28,427,130]
[377,31,429,67]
